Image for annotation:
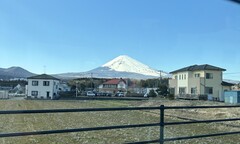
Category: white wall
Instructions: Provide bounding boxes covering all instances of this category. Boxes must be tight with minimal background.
[204,70,223,99]
[117,81,127,89]
[176,72,188,94]
[27,79,60,99]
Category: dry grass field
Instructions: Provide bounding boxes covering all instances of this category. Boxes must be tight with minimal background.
[0,99,240,144]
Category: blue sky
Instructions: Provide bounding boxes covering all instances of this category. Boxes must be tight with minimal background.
[0,0,240,80]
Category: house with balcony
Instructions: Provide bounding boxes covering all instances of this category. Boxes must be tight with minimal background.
[26,74,60,99]
[169,64,226,101]
[98,78,127,95]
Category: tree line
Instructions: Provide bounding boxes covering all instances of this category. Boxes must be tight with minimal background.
[67,78,169,96]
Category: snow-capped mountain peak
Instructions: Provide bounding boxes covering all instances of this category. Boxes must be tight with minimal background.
[102,55,166,77]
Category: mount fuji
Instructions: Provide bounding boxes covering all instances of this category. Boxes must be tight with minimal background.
[57,55,169,79]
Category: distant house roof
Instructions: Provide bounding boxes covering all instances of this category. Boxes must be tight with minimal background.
[222,81,235,86]
[103,79,126,85]
[27,74,60,80]
[170,64,226,74]
[0,86,12,90]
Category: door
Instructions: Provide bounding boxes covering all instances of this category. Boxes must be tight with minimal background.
[46,91,50,99]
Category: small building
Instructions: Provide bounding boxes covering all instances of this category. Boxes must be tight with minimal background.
[224,91,240,104]
[221,81,235,101]
[0,86,12,99]
[26,74,60,99]
[223,80,240,91]
[222,81,235,91]
[98,78,127,95]
[0,90,9,99]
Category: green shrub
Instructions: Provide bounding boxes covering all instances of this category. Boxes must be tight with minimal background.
[148,89,157,97]
[167,94,175,100]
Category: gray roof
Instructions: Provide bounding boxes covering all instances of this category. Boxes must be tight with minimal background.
[27,74,60,80]
[170,64,226,74]
[222,81,235,86]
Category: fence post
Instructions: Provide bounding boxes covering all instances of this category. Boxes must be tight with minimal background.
[160,105,164,144]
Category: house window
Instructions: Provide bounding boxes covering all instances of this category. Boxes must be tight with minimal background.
[175,75,178,80]
[191,87,197,94]
[179,75,181,80]
[112,85,117,88]
[43,81,50,86]
[205,87,213,94]
[206,73,213,79]
[184,74,186,80]
[32,81,38,86]
[31,91,38,96]
[169,88,175,95]
[195,73,200,78]
[179,87,186,95]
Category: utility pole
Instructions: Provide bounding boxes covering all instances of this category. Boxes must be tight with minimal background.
[160,70,162,80]
[159,70,162,86]
[91,73,93,90]
[75,81,78,97]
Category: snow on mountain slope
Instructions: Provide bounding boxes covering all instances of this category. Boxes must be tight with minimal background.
[56,55,170,79]
[102,55,167,77]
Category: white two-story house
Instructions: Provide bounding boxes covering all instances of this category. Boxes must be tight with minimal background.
[169,64,226,101]
[26,74,60,99]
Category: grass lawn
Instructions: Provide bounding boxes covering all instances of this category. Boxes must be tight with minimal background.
[0,99,240,144]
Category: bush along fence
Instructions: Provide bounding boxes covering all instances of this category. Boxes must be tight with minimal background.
[0,105,240,143]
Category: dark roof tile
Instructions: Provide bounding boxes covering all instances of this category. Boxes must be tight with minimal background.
[170,64,226,74]
[103,79,126,85]
[27,74,59,80]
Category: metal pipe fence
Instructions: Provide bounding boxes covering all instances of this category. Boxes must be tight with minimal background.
[0,105,240,143]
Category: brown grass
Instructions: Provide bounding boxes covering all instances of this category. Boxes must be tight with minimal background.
[0,99,239,144]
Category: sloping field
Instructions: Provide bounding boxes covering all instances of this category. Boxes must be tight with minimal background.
[0,99,240,144]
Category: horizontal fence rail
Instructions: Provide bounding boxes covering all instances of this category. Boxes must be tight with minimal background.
[1,105,240,143]
[165,118,240,126]
[0,123,160,138]
[164,105,240,109]
[0,107,160,115]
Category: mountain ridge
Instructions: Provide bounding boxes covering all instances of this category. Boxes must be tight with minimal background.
[102,55,166,77]
[57,55,169,79]
[0,55,170,80]
[0,66,35,80]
